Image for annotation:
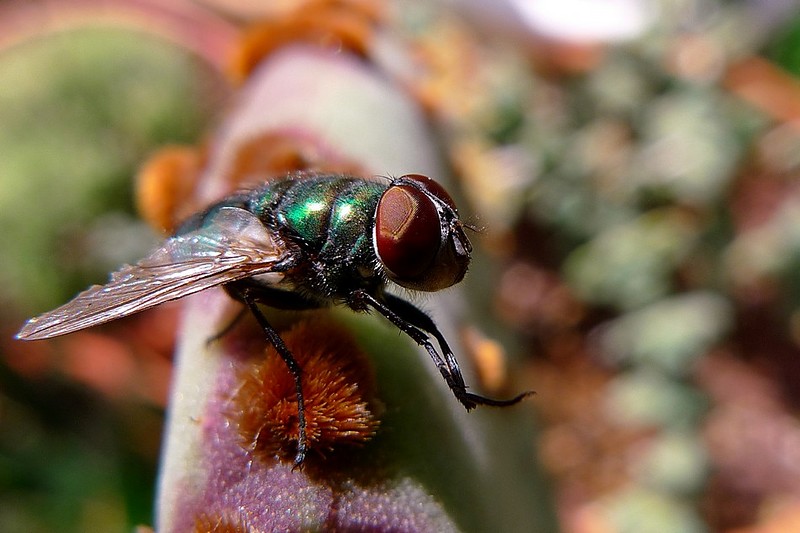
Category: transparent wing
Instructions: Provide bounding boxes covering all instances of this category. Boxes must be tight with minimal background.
[17,207,290,340]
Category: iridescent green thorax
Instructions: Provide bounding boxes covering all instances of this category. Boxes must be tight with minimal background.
[249,174,388,296]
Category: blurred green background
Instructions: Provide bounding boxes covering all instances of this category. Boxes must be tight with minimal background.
[0,10,226,532]
[4,1,800,531]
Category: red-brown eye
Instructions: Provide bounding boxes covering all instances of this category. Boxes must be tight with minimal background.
[398,173,458,210]
[374,184,442,281]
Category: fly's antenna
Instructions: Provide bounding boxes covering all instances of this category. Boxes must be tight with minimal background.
[461,218,485,233]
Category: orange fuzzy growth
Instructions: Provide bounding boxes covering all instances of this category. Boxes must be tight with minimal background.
[229,0,383,83]
[232,319,380,461]
[135,145,205,234]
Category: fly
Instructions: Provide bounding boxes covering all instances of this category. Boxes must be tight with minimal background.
[16,172,530,465]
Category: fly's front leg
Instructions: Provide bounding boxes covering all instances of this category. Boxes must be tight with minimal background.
[348,290,471,406]
[349,289,531,410]
[382,293,468,391]
[232,287,308,467]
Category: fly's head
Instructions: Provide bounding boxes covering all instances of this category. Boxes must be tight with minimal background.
[373,174,472,292]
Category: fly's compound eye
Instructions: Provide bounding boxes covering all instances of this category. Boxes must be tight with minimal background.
[375,184,442,281]
[396,173,458,211]
[374,176,471,292]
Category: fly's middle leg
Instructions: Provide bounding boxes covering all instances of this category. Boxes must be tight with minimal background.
[233,287,308,467]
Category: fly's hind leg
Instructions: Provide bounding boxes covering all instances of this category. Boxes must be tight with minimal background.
[205,306,248,346]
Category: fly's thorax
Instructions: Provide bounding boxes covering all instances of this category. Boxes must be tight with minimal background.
[248,175,382,245]
[250,174,388,297]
